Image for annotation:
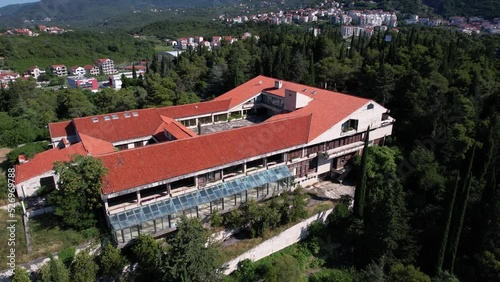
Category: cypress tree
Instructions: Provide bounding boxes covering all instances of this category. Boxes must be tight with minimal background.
[436,173,460,274]
[132,64,137,79]
[160,56,168,77]
[445,144,476,273]
[353,127,370,218]
[349,36,356,58]
[309,54,316,86]
[150,53,159,74]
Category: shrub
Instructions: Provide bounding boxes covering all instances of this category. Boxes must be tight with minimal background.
[211,209,223,227]
[58,246,76,268]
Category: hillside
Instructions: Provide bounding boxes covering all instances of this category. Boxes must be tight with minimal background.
[0,0,242,28]
[0,0,318,29]
[0,31,154,71]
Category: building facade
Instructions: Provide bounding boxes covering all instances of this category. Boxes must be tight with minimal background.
[95,58,117,75]
[67,76,98,92]
[51,65,68,76]
[15,76,395,245]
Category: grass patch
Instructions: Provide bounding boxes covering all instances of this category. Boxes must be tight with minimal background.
[0,213,99,270]
[154,44,175,53]
[28,214,98,260]
[0,210,27,270]
[309,201,336,215]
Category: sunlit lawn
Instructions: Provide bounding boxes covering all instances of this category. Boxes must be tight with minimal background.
[0,212,98,270]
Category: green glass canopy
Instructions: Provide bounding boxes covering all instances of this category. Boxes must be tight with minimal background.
[108,165,292,230]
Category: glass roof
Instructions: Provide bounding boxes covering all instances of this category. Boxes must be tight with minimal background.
[109,165,292,230]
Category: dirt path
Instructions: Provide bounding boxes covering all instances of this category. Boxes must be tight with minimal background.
[0,148,11,162]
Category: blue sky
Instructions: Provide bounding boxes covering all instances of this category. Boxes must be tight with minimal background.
[0,0,39,8]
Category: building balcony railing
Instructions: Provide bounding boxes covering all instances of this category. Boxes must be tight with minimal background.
[321,141,364,159]
[242,102,254,109]
[340,128,357,136]
[108,201,138,215]
[171,185,197,197]
[246,165,266,175]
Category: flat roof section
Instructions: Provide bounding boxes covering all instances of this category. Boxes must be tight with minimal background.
[198,116,267,135]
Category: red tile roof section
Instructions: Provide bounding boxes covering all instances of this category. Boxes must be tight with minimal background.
[155,100,231,119]
[15,143,88,183]
[48,121,76,138]
[72,109,165,143]
[158,116,198,140]
[267,89,370,142]
[79,133,116,156]
[213,75,269,108]
[99,115,311,194]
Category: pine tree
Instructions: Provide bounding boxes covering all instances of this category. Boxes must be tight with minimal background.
[436,173,459,274]
[354,127,370,218]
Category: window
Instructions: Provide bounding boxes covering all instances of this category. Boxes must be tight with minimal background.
[124,113,131,118]
[341,119,358,132]
[367,103,374,110]
[288,149,302,160]
[116,144,128,151]
[115,230,124,244]
[112,114,119,120]
[134,141,144,148]
[92,117,99,123]
[132,112,139,117]
[104,116,111,121]
[214,114,227,122]
[180,119,196,127]
[199,116,212,125]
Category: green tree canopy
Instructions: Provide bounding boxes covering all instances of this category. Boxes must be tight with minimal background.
[49,155,108,230]
[70,251,98,282]
[164,216,224,282]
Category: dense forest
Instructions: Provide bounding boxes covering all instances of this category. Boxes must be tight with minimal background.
[2,24,500,280]
[0,31,154,71]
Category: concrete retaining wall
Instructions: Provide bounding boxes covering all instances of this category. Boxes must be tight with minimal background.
[224,208,334,274]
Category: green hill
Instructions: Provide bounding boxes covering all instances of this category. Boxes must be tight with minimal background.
[0,30,154,72]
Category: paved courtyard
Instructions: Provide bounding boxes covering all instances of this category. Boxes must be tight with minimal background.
[199,116,267,135]
[305,180,355,200]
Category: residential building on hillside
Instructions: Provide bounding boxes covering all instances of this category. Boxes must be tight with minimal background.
[15,76,395,245]
[95,58,117,75]
[25,66,46,80]
[51,65,68,76]
[69,66,85,77]
[84,65,100,76]
[0,72,20,88]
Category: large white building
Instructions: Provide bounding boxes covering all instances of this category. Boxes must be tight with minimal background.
[15,76,394,245]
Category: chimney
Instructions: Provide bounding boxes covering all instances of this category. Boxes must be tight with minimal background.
[274,80,282,89]
[18,155,28,164]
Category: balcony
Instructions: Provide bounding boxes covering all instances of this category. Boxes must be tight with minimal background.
[320,141,364,160]
[242,101,255,109]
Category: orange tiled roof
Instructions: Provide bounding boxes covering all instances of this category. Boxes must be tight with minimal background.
[157,116,198,140]
[99,115,311,194]
[15,143,88,183]
[48,121,76,138]
[72,108,165,143]
[212,76,269,108]
[79,133,116,156]
[156,100,231,119]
